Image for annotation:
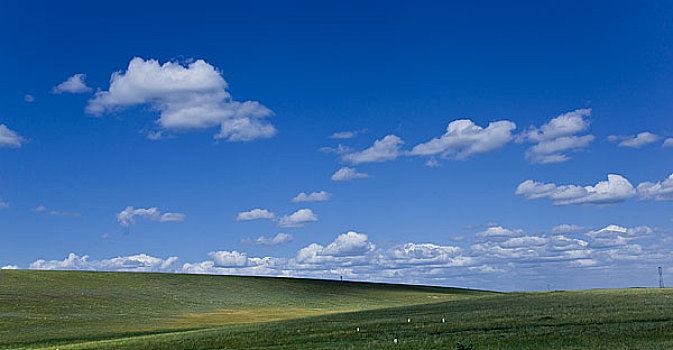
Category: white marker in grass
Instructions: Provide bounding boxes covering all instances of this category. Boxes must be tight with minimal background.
[394,338,398,344]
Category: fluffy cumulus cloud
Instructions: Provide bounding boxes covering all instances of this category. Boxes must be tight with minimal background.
[208,250,249,267]
[342,135,404,164]
[609,132,659,148]
[278,208,318,227]
[409,119,516,160]
[468,223,656,274]
[515,174,636,205]
[18,222,668,290]
[292,191,331,202]
[331,167,369,181]
[30,253,179,272]
[52,74,92,94]
[117,206,185,228]
[519,108,594,164]
[237,208,275,221]
[470,232,590,263]
[664,138,673,147]
[0,124,25,148]
[86,57,275,141]
[1,265,18,270]
[297,232,375,263]
[321,231,375,257]
[381,243,471,268]
[637,173,673,201]
[241,233,293,246]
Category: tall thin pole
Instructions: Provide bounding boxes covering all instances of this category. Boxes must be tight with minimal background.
[659,266,664,288]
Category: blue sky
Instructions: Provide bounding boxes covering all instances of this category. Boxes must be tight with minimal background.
[1,0,672,291]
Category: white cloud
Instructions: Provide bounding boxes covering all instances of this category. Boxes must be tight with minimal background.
[381,243,469,267]
[663,138,673,147]
[24,94,35,102]
[471,233,590,261]
[20,222,667,290]
[330,130,363,139]
[609,132,659,148]
[0,124,25,148]
[30,253,179,272]
[551,224,587,234]
[1,265,18,270]
[208,250,249,267]
[342,135,403,164]
[237,208,275,221]
[241,233,294,246]
[498,235,547,249]
[585,224,652,248]
[586,224,652,239]
[474,226,525,240]
[323,231,375,257]
[296,231,375,264]
[318,144,352,155]
[526,135,595,164]
[31,205,81,217]
[278,208,318,227]
[424,158,440,167]
[116,206,185,227]
[0,200,8,210]
[637,173,673,201]
[293,191,331,202]
[52,74,92,94]
[331,167,369,181]
[515,174,636,205]
[86,57,275,142]
[520,109,594,164]
[181,255,280,276]
[523,109,591,142]
[409,119,516,159]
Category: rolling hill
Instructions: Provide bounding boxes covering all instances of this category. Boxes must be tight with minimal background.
[2,270,673,349]
[0,270,490,349]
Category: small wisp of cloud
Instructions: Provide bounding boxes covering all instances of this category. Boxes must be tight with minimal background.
[117,206,185,228]
[237,208,275,221]
[278,209,318,228]
[241,233,293,246]
[292,191,331,202]
[52,74,92,94]
[608,132,659,148]
[331,167,369,181]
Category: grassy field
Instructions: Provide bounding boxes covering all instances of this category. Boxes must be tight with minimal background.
[0,270,489,349]
[2,271,673,349]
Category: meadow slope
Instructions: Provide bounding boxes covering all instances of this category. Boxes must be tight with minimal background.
[3,271,673,349]
[0,270,490,349]
[28,289,673,350]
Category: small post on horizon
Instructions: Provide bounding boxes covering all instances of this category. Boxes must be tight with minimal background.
[659,266,664,288]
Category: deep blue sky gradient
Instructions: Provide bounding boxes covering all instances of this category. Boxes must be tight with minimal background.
[1,0,672,289]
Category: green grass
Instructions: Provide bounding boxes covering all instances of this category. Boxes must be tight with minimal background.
[0,270,488,349]
[3,271,673,349]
